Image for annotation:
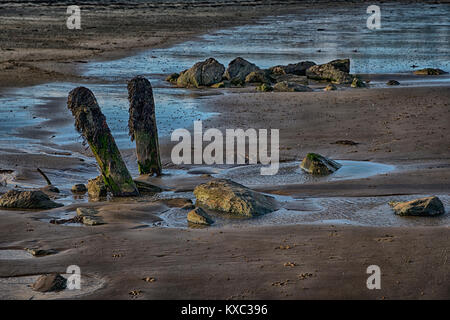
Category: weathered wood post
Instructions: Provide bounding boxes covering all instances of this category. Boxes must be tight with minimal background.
[67,87,139,197]
[127,76,162,176]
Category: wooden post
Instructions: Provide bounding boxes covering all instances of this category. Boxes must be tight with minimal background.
[67,87,139,197]
[127,76,162,176]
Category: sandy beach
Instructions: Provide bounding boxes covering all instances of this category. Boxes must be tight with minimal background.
[0,0,449,300]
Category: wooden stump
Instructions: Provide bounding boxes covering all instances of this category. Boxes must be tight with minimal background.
[67,87,139,197]
[127,76,162,176]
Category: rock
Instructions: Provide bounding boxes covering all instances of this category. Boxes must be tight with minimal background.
[224,57,259,83]
[26,248,58,257]
[324,83,337,91]
[271,74,308,85]
[351,77,367,88]
[413,68,447,75]
[273,81,312,92]
[256,83,273,92]
[389,196,445,216]
[87,176,107,199]
[71,183,87,194]
[245,70,271,84]
[187,207,214,225]
[193,178,277,217]
[32,274,67,292]
[134,180,162,193]
[176,58,225,88]
[386,80,400,86]
[306,59,353,84]
[76,207,105,225]
[300,153,342,175]
[210,81,225,88]
[0,190,63,209]
[269,61,316,76]
[163,198,194,208]
[165,73,179,84]
[332,140,358,146]
[40,185,60,193]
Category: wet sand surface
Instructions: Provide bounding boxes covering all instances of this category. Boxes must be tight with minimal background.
[0,1,449,299]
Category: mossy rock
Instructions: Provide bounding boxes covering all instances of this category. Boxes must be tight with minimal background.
[300,153,342,175]
[351,77,367,88]
[87,176,107,199]
[165,73,179,83]
[256,83,273,92]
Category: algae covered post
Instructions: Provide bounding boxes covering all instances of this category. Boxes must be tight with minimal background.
[67,86,139,197]
[127,76,162,176]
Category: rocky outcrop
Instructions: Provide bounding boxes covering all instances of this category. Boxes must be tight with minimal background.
[269,61,316,76]
[389,196,445,216]
[193,178,277,217]
[187,207,214,225]
[300,153,342,175]
[87,176,107,199]
[0,190,63,209]
[176,58,225,88]
[413,68,447,75]
[273,81,312,92]
[32,274,67,292]
[306,59,352,84]
[224,57,259,83]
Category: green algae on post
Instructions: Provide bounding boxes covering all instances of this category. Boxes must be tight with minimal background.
[127,76,162,176]
[67,87,139,197]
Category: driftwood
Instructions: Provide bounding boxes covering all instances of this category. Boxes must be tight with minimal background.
[127,76,162,176]
[67,87,139,197]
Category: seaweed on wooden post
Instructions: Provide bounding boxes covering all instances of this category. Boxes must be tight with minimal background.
[127,76,162,176]
[67,87,139,197]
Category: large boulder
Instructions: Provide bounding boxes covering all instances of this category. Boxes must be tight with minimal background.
[413,68,447,75]
[306,59,352,84]
[273,81,312,92]
[389,196,445,216]
[300,153,342,175]
[187,207,214,225]
[0,190,63,209]
[269,61,316,76]
[224,57,259,83]
[193,178,277,217]
[176,58,225,88]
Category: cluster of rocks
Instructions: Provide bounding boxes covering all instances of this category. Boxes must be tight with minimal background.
[167,57,363,92]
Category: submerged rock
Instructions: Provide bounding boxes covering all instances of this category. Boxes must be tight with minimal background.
[176,58,225,88]
[269,61,316,76]
[306,59,352,84]
[300,153,342,175]
[224,57,259,83]
[0,190,63,209]
[32,274,67,292]
[389,196,445,216]
[273,81,312,92]
[71,183,87,194]
[351,77,367,88]
[187,207,214,225]
[193,178,277,217]
[87,176,107,199]
[386,80,400,86]
[413,68,447,75]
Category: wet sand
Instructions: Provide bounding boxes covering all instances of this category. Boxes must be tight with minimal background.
[0,1,449,299]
